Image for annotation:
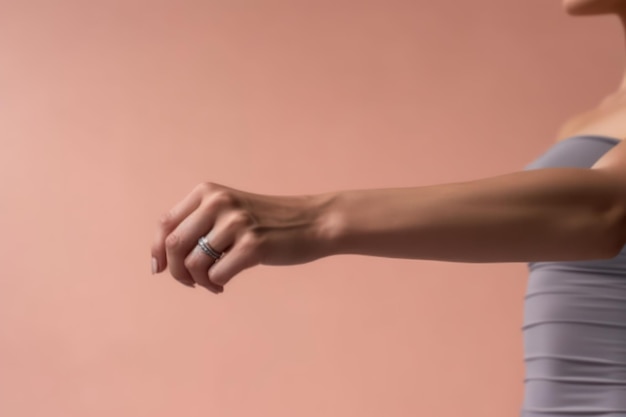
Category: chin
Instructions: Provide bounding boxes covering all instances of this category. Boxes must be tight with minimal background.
[563,0,623,15]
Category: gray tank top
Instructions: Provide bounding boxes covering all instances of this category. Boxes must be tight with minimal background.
[521,135,626,417]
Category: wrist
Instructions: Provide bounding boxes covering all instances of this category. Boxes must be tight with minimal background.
[310,190,346,259]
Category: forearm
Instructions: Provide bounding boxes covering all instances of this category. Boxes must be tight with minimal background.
[316,168,626,263]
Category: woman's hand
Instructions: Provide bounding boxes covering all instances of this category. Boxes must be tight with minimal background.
[150,182,336,294]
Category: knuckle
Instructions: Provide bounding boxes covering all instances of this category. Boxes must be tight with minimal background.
[196,181,215,194]
[165,233,180,250]
[216,190,236,207]
[242,230,263,253]
[228,211,253,229]
[205,190,235,210]
[184,256,202,271]
[159,210,175,227]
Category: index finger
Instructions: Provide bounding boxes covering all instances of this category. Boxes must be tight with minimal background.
[151,183,205,274]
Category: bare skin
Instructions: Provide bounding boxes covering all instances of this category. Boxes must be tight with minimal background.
[556,94,626,142]
[556,0,626,142]
[151,0,626,294]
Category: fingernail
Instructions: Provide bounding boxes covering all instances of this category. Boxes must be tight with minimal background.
[151,257,158,275]
[200,284,221,294]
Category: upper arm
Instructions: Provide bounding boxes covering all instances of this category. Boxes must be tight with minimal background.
[591,139,626,204]
[590,139,626,253]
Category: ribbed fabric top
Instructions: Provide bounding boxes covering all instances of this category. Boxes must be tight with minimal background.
[520,135,626,417]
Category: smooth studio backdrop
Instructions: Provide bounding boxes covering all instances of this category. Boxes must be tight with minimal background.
[1,1,622,416]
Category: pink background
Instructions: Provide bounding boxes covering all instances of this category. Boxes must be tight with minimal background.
[1,1,623,416]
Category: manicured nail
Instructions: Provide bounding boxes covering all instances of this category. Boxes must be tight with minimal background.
[151,257,158,275]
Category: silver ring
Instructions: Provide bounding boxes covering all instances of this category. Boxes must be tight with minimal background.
[197,236,223,260]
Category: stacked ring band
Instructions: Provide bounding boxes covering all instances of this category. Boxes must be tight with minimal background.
[197,236,224,260]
